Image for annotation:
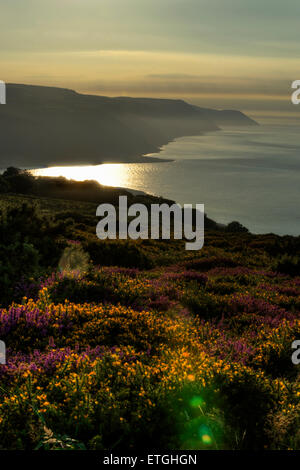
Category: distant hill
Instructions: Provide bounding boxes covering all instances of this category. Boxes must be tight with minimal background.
[0,84,258,167]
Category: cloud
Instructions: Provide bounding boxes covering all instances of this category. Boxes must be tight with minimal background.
[84,75,291,99]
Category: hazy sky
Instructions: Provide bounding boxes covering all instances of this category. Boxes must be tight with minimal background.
[1,0,300,122]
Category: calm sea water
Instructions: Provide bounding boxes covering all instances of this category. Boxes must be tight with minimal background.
[3,125,300,235]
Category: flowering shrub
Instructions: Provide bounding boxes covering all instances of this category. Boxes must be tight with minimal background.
[0,234,300,450]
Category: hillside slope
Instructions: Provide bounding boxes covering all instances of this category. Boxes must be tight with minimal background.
[0,84,258,167]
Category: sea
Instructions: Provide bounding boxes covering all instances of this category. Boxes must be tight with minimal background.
[2,124,300,236]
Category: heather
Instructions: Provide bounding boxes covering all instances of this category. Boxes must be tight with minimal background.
[0,193,299,450]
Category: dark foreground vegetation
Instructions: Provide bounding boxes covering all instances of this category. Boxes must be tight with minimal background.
[0,170,299,450]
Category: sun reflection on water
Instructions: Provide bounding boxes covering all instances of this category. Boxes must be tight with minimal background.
[32,164,134,189]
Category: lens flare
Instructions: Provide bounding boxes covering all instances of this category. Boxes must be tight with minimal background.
[189,396,204,408]
[201,434,213,445]
[198,425,213,445]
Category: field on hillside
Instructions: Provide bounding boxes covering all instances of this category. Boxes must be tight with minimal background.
[0,192,300,450]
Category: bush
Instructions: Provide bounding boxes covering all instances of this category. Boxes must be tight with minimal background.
[0,204,67,306]
[273,254,300,276]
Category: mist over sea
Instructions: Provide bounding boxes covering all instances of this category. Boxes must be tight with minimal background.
[4,125,300,236]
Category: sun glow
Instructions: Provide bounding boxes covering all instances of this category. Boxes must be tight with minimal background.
[32,164,132,188]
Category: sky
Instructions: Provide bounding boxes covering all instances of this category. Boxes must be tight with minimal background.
[1,0,300,123]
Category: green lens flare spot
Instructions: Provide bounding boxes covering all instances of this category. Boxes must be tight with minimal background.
[198,425,213,445]
[190,396,204,408]
[201,434,212,445]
